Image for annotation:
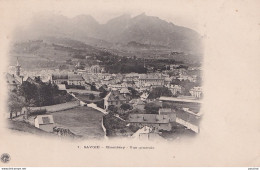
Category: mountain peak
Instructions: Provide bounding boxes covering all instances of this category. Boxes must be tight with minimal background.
[72,14,99,25]
[106,13,131,24]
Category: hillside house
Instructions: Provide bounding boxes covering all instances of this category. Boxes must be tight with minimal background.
[34,115,55,132]
[104,90,127,110]
[6,73,22,91]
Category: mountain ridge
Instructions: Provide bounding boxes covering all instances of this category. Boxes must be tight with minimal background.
[13,12,203,55]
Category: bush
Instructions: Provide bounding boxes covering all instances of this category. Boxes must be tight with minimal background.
[89,94,95,100]
[66,84,85,89]
[144,102,161,114]
[95,99,104,109]
[103,114,126,130]
[129,125,140,133]
[120,103,132,111]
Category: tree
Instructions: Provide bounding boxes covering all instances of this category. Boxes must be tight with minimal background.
[148,87,173,99]
[99,86,108,98]
[89,94,95,100]
[128,87,140,98]
[90,82,97,91]
[144,102,161,114]
[18,79,73,107]
[8,92,26,119]
[18,81,38,103]
[108,105,118,114]
[120,103,132,111]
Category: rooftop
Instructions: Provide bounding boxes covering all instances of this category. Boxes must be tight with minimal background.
[35,115,54,125]
[6,73,21,85]
[128,114,170,124]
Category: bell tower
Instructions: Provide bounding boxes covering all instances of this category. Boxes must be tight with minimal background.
[16,57,21,77]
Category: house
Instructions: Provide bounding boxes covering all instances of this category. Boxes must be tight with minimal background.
[140,92,149,101]
[51,73,85,86]
[169,85,184,95]
[104,90,127,110]
[130,99,146,110]
[21,107,47,119]
[128,114,172,131]
[51,73,68,84]
[124,73,140,82]
[34,115,55,132]
[132,126,165,141]
[189,86,203,99]
[159,108,176,122]
[57,84,66,91]
[68,73,85,86]
[176,109,201,133]
[119,88,130,95]
[138,132,165,141]
[169,64,180,70]
[6,73,22,91]
[90,65,102,73]
[138,74,165,88]
[164,77,171,86]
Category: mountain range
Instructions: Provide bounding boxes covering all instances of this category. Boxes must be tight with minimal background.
[14,12,203,55]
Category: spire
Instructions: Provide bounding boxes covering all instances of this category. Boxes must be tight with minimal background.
[16,57,20,67]
[16,57,21,77]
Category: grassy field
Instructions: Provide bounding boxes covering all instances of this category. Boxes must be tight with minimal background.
[51,106,105,139]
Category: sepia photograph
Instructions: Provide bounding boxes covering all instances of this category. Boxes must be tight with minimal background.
[6,8,203,142]
[0,0,260,167]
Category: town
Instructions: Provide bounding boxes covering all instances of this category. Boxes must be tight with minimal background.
[6,54,203,141]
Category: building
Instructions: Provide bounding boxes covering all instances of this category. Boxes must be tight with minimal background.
[176,109,201,133]
[6,73,22,91]
[51,73,68,84]
[90,65,102,73]
[51,73,85,86]
[124,73,140,82]
[68,73,85,86]
[169,85,184,95]
[6,57,24,90]
[34,115,55,132]
[104,90,127,110]
[15,57,21,76]
[132,126,164,141]
[140,92,149,101]
[138,74,165,88]
[130,99,146,110]
[189,86,203,99]
[169,64,180,70]
[159,108,176,122]
[119,88,130,95]
[128,114,172,131]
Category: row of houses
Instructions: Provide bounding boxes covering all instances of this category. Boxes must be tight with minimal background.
[127,108,201,133]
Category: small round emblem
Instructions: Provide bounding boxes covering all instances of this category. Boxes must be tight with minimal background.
[1,153,11,163]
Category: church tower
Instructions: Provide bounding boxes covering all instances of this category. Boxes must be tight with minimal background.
[16,57,21,77]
